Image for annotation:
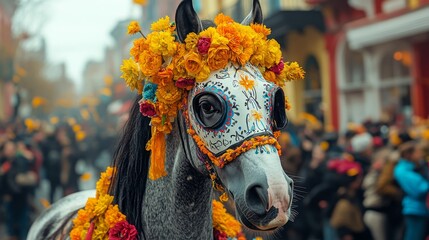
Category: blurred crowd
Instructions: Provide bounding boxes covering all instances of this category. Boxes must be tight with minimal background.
[0,118,118,240]
[277,117,429,240]
[1,115,429,240]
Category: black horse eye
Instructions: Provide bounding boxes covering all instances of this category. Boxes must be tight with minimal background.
[272,88,288,131]
[192,92,227,129]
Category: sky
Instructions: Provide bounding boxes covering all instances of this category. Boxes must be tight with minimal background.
[37,0,140,88]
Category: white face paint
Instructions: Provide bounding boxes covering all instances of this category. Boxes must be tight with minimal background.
[188,62,281,156]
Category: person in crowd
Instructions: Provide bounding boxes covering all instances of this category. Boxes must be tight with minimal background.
[328,159,372,240]
[394,141,429,240]
[350,132,373,174]
[1,138,37,240]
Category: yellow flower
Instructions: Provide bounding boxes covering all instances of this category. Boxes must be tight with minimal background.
[138,50,163,77]
[133,0,147,6]
[250,37,266,66]
[105,205,126,228]
[238,75,255,91]
[284,62,305,81]
[120,58,142,93]
[151,16,171,32]
[156,82,182,104]
[148,31,177,56]
[96,167,115,197]
[93,217,109,239]
[251,110,263,121]
[93,195,114,216]
[264,39,282,67]
[196,64,211,83]
[207,45,230,71]
[127,21,141,35]
[185,32,198,50]
[184,51,203,75]
[214,13,234,25]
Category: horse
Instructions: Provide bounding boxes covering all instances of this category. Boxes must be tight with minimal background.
[27,0,296,239]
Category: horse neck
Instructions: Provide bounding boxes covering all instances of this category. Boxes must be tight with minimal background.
[143,121,213,239]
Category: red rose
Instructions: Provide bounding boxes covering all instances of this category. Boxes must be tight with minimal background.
[108,221,138,240]
[269,58,285,75]
[213,229,228,240]
[197,37,211,55]
[175,77,195,90]
[139,101,156,117]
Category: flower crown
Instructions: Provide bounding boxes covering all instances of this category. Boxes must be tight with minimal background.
[121,14,304,180]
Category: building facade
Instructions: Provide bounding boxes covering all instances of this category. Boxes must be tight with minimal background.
[0,0,17,122]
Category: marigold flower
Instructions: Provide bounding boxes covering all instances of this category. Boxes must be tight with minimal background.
[96,167,115,197]
[264,39,282,67]
[196,64,211,83]
[151,16,171,32]
[105,205,126,228]
[127,21,141,35]
[130,38,147,62]
[212,200,242,237]
[185,32,198,50]
[251,23,271,38]
[284,61,305,81]
[93,195,113,216]
[93,219,109,239]
[138,50,162,77]
[214,13,234,25]
[207,45,230,71]
[120,58,142,93]
[133,0,147,6]
[156,82,182,104]
[184,51,203,75]
[263,70,276,82]
[148,31,177,56]
[153,67,174,86]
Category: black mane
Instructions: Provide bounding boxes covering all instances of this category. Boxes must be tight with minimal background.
[109,95,151,237]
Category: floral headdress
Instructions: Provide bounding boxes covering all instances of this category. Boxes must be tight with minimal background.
[121,15,304,180]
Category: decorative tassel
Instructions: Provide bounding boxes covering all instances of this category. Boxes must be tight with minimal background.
[148,127,167,180]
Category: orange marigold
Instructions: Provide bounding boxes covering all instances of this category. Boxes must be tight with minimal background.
[250,23,271,38]
[156,82,182,104]
[214,13,234,25]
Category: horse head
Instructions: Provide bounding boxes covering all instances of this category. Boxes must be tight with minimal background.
[175,0,294,231]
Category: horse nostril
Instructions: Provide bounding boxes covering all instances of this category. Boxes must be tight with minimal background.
[245,185,268,215]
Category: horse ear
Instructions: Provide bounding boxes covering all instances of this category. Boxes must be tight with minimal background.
[175,0,203,42]
[241,0,263,25]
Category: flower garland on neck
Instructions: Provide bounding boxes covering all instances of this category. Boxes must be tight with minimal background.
[120,14,304,181]
[71,167,257,240]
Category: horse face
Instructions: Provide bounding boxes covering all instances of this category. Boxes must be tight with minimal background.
[187,63,293,230]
